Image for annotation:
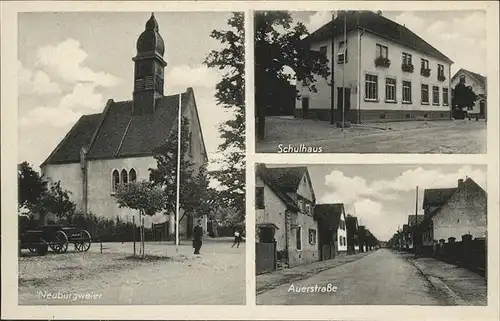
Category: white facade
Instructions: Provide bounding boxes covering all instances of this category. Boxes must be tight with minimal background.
[41,90,207,235]
[256,169,319,267]
[296,27,452,122]
[432,184,487,241]
[255,175,288,251]
[337,209,347,252]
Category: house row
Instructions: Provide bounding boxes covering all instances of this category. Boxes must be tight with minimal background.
[255,164,378,270]
[295,10,487,123]
[391,177,487,252]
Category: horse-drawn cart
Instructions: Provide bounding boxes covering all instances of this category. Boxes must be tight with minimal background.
[19,216,92,255]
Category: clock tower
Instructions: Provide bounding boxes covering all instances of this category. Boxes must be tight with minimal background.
[132,13,167,116]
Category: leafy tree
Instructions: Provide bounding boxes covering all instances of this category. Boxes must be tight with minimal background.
[18,162,75,224]
[149,117,211,230]
[452,82,478,111]
[38,181,76,220]
[204,12,245,225]
[18,161,47,210]
[114,181,166,217]
[114,180,166,256]
[254,11,331,140]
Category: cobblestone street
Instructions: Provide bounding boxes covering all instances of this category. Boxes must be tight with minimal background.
[257,117,487,154]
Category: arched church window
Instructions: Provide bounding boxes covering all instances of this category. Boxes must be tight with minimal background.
[129,169,137,183]
[112,170,120,193]
[121,169,128,184]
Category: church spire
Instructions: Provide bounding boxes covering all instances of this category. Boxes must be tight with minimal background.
[132,13,167,116]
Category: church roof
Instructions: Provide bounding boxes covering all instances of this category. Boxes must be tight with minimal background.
[42,88,206,165]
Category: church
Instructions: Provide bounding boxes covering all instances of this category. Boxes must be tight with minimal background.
[40,13,208,238]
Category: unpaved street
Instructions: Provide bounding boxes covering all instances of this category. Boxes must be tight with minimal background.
[19,239,245,305]
[257,249,445,305]
[257,117,486,154]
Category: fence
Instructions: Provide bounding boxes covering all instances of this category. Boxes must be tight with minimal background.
[61,213,154,242]
[256,242,277,275]
[422,234,486,277]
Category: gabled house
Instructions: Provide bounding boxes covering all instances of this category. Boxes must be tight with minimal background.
[255,165,319,267]
[358,225,367,252]
[40,14,208,238]
[451,68,487,119]
[314,203,348,260]
[345,214,359,254]
[404,214,424,250]
[296,10,453,123]
[421,178,487,246]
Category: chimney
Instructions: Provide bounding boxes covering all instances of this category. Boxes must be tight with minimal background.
[458,179,464,187]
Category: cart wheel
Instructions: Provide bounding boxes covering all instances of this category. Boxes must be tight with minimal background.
[50,230,68,253]
[37,239,48,256]
[75,230,92,252]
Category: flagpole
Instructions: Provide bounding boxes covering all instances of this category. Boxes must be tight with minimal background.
[176,93,182,252]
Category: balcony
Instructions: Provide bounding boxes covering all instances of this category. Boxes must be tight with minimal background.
[420,68,431,77]
[401,63,414,73]
[374,56,391,68]
[437,74,446,82]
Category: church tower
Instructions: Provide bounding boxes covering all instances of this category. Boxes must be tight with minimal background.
[132,13,167,115]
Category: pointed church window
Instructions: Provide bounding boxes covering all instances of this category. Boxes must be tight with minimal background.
[121,169,128,184]
[129,169,137,183]
[112,170,120,193]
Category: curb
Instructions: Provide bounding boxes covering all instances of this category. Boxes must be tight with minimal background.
[406,257,469,306]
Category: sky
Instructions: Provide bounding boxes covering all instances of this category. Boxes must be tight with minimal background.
[291,10,487,77]
[267,164,487,242]
[18,12,235,171]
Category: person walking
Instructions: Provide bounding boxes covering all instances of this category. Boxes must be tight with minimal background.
[193,219,203,255]
[232,230,243,248]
